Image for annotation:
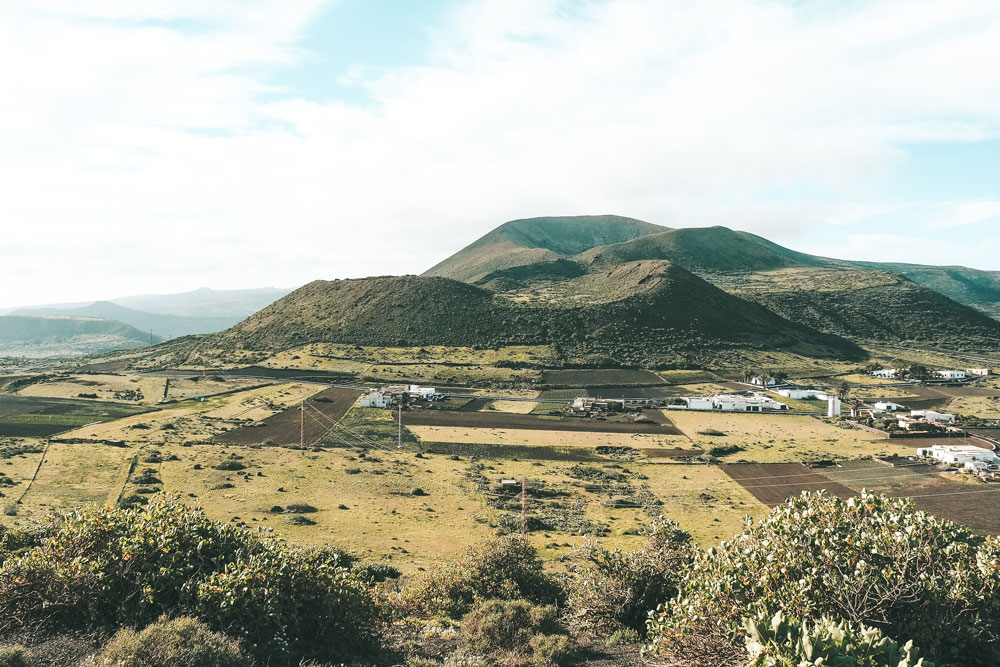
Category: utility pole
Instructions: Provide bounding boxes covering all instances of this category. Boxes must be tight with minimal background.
[520,477,528,535]
[299,401,304,449]
[397,401,402,449]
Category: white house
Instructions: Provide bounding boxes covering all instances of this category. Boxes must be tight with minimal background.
[778,388,830,401]
[967,368,992,377]
[670,392,788,413]
[750,376,779,387]
[872,369,899,379]
[935,370,967,380]
[917,444,1000,465]
[408,385,436,400]
[911,410,956,424]
[874,401,905,412]
[359,390,391,409]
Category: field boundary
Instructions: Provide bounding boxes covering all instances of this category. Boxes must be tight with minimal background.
[15,438,52,504]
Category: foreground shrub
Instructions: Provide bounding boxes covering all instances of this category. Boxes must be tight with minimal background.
[0,646,33,667]
[459,599,571,666]
[400,535,563,618]
[565,516,691,635]
[648,491,1000,666]
[82,616,249,667]
[743,611,931,667]
[0,496,381,665]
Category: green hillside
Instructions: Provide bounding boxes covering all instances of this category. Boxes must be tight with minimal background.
[211,262,863,365]
[714,268,1000,350]
[853,262,1000,318]
[577,226,843,274]
[422,215,666,283]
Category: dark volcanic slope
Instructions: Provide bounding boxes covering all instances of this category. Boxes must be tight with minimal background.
[852,262,1000,319]
[577,226,843,274]
[716,268,1000,350]
[422,215,667,283]
[211,261,863,364]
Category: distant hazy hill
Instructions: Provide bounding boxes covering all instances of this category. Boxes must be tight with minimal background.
[14,301,239,339]
[423,215,667,283]
[212,260,862,365]
[0,315,161,358]
[113,287,292,318]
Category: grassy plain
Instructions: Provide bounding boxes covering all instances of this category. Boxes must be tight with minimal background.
[484,400,538,414]
[666,411,911,462]
[948,395,1000,418]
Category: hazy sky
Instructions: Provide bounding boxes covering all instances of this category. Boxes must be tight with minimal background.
[3,0,1000,307]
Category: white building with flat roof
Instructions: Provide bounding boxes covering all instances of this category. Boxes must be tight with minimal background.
[872,369,900,379]
[936,370,967,380]
[917,444,1000,465]
[359,390,391,408]
[911,410,956,423]
[670,392,788,413]
[967,368,992,377]
[874,401,906,412]
[778,388,830,401]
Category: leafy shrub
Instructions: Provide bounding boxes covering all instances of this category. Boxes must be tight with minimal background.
[528,634,574,667]
[708,444,743,457]
[400,535,563,619]
[354,562,402,583]
[459,600,570,666]
[0,646,33,667]
[2,502,17,517]
[0,495,381,665]
[648,491,1000,666]
[82,616,249,667]
[565,516,691,635]
[743,611,931,667]
[605,628,640,645]
[284,503,317,513]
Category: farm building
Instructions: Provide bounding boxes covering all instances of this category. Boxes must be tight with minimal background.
[670,392,788,413]
[566,397,625,417]
[967,368,992,377]
[874,401,906,412]
[750,376,780,387]
[917,444,1000,465]
[935,370,967,380]
[871,368,900,379]
[408,385,437,400]
[778,388,830,401]
[911,409,956,424]
[359,390,392,408]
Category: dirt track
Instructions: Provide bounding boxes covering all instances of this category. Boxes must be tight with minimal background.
[216,387,361,446]
[401,409,682,435]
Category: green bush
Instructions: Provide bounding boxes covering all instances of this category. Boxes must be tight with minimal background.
[459,599,571,666]
[565,516,691,635]
[743,611,932,667]
[400,535,563,618]
[648,491,1000,666]
[82,616,249,667]
[0,495,381,665]
[0,646,33,667]
[529,634,574,667]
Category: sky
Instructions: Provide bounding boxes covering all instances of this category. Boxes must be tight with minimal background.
[2,0,1000,307]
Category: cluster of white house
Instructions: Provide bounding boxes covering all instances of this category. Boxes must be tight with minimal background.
[359,384,437,408]
[917,444,1000,472]
[670,389,842,416]
[897,409,957,431]
[871,368,991,380]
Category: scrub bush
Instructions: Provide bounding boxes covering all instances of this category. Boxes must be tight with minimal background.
[82,616,249,667]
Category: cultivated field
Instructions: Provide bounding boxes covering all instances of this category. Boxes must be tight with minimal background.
[541,369,664,386]
[722,463,855,505]
[484,400,538,414]
[0,394,147,437]
[402,409,683,434]
[666,411,911,462]
[216,387,362,446]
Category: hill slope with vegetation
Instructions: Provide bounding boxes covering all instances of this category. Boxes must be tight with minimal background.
[853,261,1000,319]
[210,261,862,365]
[422,215,667,283]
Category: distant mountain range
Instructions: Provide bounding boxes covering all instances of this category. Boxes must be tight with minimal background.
[0,287,292,358]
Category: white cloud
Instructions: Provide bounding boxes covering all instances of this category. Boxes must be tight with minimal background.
[925,200,1000,229]
[2,0,1000,306]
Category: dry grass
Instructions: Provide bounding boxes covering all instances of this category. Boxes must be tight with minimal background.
[483,400,538,414]
[17,374,167,405]
[949,395,1000,419]
[666,411,912,462]
[408,425,693,449]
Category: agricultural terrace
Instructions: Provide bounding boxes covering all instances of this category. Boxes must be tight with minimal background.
[666,411,912,462]
[14,372,268,405]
